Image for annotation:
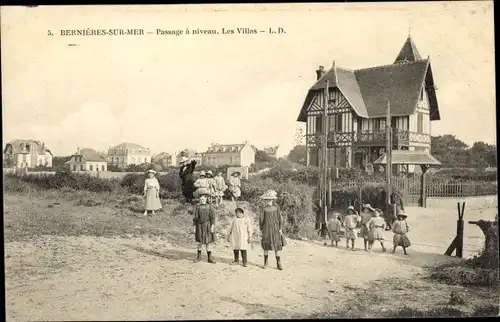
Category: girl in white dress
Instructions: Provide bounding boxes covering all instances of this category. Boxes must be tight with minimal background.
[143,170,162,216]
[227,207,253,267]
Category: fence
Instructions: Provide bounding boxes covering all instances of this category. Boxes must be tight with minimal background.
[332,176,498,205]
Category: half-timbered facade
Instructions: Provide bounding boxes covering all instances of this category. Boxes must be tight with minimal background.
[297,35,441,173]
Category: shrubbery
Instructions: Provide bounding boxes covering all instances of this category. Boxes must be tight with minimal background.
[241,177,315,238]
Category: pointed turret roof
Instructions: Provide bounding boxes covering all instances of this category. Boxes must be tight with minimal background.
[394,34,422,63]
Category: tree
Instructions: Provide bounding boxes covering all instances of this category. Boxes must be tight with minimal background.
[294,125,305,146]
[287,145,307,165]
[255,149,275,163]
[467,141,497,168]
[431,135,469,167]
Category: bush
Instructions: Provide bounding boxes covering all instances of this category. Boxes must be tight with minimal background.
[7,170,120,193]
[241,177,315,238]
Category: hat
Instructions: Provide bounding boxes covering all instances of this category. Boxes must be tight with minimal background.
[146,169,156,174]
[397,210,407,218]
[363,204,375,212]
[347,206,356,213]
[179,156,189,164]
[235,207,245,213]
[199,171,206,177]
[231,171,241,176]
[206,170,213,177]
[260,190,278,200]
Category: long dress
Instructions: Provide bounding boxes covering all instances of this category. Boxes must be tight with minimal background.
[144,178,162,211]
[229,176,241,198]
[193,177,211,198]
[343,214,360,240]
[214,176,227,197]
[369,216,386,241]
[228,216,253,250]
[259,205,283,251]
[327,218,341,242]
[179,160,197,201]
[392,219,411,247]
[193,204,216,244]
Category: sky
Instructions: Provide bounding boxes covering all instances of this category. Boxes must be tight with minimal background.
[1,2,496,157]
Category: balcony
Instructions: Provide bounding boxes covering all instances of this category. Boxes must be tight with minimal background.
[306,129,430,148]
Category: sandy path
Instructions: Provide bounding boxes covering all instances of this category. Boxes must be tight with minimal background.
[5,230,462,321]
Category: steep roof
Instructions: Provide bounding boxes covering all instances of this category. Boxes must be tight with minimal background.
[394,35,422,63]
[68,148,107,162]
[110,142,148,150]
[4,139,52,155]
[298,36,440,122]
[206,143,246,153]
[373,150,441,166]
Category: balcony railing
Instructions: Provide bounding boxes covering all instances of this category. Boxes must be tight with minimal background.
[306,129,430,147]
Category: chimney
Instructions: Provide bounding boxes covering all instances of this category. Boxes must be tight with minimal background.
[315,65,325,80]
[77,147,80,154]
[331,60,338,87]
[41,142,45,151]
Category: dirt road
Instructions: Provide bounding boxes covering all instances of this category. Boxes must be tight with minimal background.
[6,231,465,321]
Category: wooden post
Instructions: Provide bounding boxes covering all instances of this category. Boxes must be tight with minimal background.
[358,180,362,214]
[444,201,465,257]
[420,164,429,207]
[322,80,329,223]
[328,169,332,211]
[385,99,392,210]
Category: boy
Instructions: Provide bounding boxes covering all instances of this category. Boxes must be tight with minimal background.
[327,213,342,247]
[343,206,361,251]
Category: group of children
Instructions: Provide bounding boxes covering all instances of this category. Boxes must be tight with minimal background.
[324,204,411,255]
[193,189,286,270]
[192,170,242,203]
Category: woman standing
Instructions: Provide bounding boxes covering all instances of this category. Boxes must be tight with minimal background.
[193,194,217,263]
[143,169,162,216]
[179,157,197,203]
[259,190,285,270]
[228,171,242,201]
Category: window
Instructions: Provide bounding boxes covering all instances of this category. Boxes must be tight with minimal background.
[90,165,93,171]
[229,157,233,163]
[144,157,147,163]
[335,114,342,132]
[417,113,423,133]
[102,165,105,171]
[81,165,84,171]
[73,165,76,171]
[373,119,380,131]
[315,115,323,133]
[131,157,135,164]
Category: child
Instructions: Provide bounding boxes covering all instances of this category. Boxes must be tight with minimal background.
[327,212,342,247]
[227,207,253,267]
[360,204,375,251]
[228,171,242,201]
[193,171,211,199]
[205,170,216,203]
[368,210,387,252]
[193,194,217,263]
[343,206,361,251]
[214,171,227,204]
[392,210,411,255]
[143,169,161,216]
[259,190,284,270]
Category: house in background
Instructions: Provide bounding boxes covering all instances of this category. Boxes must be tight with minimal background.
[176,149,204,166]
[152,152,173,168]
[108,142,151,168]
[65,148,107,172]
[3,139,53,169]
[297,34,441,174]
[263,145,281,159]
[203,141,256,167]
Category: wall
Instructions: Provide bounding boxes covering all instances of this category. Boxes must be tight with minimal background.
[204,152,240,167]
[426,195,498,209]
[240,145,255,167]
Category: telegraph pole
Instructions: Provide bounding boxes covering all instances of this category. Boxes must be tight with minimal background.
[385,99,392,206]
[322,79,330,222]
